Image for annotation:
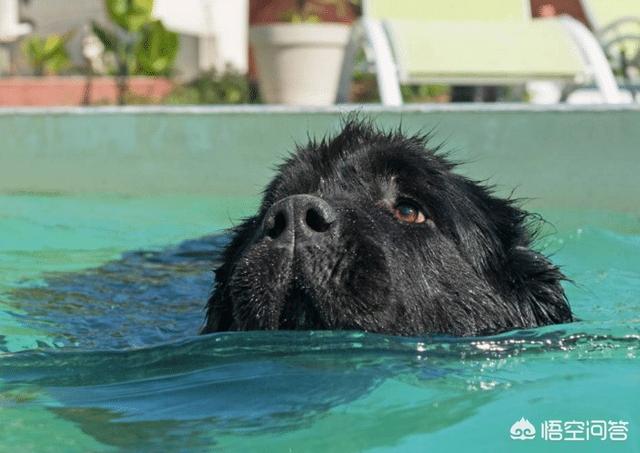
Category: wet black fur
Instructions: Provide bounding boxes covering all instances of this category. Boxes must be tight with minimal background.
[202,120,572,336]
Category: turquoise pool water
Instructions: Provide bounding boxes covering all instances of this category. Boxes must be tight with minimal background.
[0,194,638,452]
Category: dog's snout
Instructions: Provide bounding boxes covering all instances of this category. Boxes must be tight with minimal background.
[264,195,335,241]
[305,205,333,233]
[265,210,288,239]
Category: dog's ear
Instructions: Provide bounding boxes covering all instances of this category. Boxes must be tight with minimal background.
[201,218,258,334]
[506,245,573,326]
[453,178,572,328]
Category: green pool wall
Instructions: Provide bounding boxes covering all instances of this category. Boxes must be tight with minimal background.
[1,105,639,216]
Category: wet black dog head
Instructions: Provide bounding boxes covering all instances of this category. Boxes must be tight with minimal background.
[202,120,572,336]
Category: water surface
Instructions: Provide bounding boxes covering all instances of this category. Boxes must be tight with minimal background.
[1,195,638,452]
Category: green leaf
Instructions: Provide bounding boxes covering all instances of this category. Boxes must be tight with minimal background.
[106,0,154,32]
[92,21,120,54]
[135,20,178,76]
[21,34,71,75]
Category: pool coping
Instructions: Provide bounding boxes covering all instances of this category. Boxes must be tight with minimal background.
[1,103,640,115]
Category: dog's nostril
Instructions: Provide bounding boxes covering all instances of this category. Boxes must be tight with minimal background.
[305,208,331,233]
[267,212,287,239]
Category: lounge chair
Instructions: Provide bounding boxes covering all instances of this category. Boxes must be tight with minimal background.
[581,0,640,84]
[337,0,626,104]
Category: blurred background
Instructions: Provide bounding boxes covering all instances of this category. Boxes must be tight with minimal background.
[0,0,638,106]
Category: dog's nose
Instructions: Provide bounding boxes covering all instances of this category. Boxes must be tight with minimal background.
[263,195,336,242]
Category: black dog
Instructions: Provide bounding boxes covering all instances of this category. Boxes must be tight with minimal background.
[202,120,572,336]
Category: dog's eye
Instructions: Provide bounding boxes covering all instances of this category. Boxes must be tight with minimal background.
[393,201,426,224]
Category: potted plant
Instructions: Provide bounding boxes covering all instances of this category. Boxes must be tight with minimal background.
[250,0,359,105]
[22,33,73,76]
[0,0,177,107]
[91,0,179,104]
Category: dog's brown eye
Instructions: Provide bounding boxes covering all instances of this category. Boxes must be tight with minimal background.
[393,201,426,224]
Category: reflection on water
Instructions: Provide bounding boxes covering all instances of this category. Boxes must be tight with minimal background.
[2,328,638,450]
[5,235,229,350]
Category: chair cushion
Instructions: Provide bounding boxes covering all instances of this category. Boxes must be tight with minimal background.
[385,19,587,84]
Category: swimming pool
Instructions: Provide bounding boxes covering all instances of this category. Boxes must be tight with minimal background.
[1,106,638,452]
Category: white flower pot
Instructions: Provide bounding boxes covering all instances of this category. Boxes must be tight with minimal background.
[250,23,351,106]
